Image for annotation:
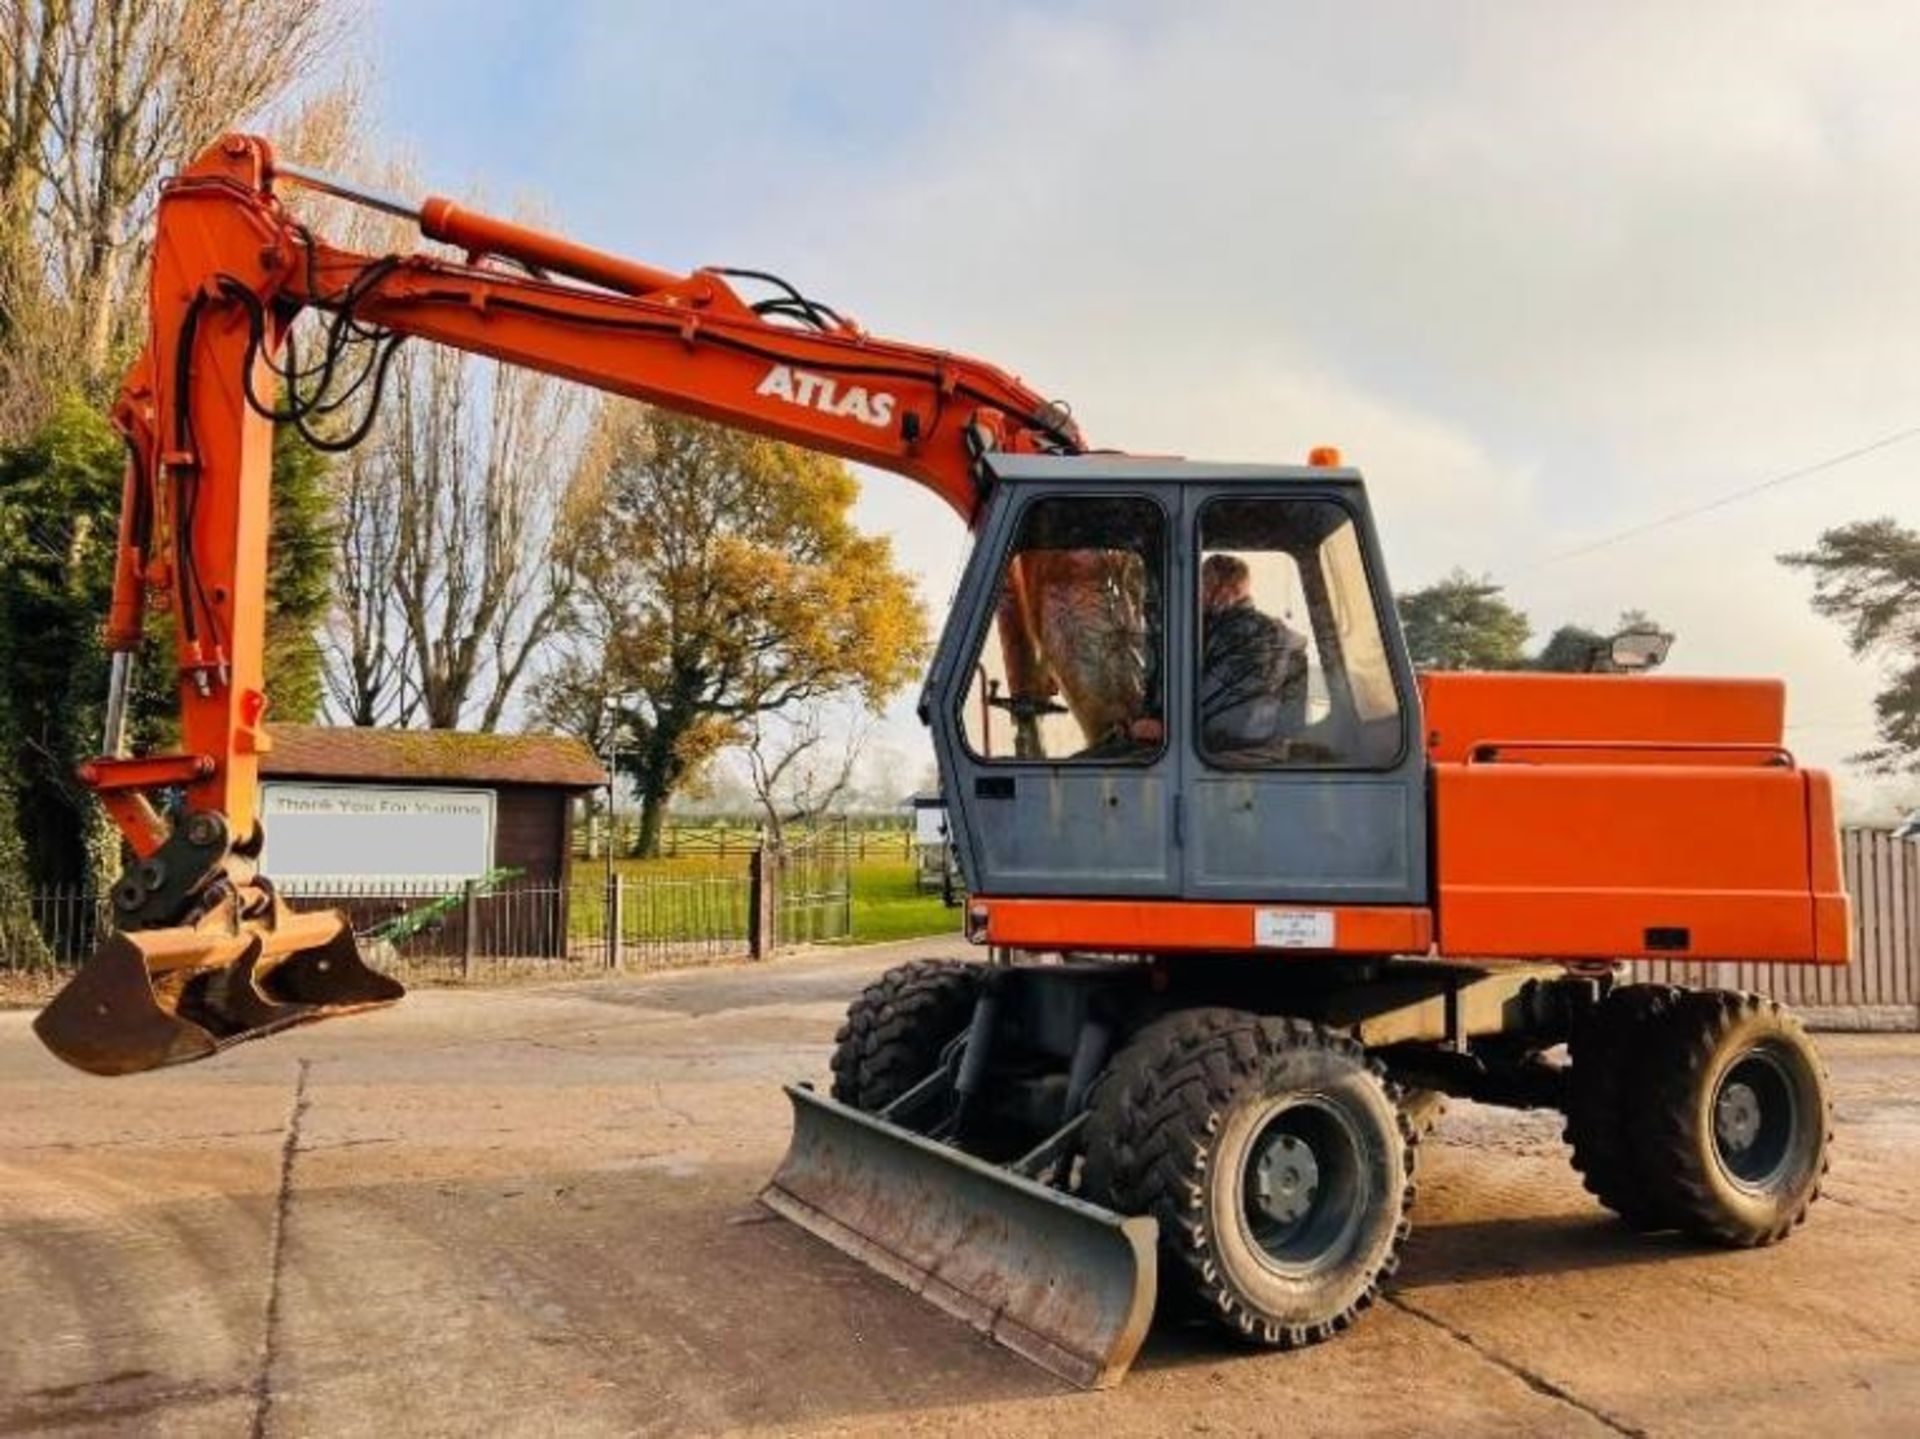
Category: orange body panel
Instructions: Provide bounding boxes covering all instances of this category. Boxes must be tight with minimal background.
[1420,671,1785,762]
[1804,769,1852,963]
[1433,762,1839,962]
[1423,672,1847,966]
[978,898,1432,955]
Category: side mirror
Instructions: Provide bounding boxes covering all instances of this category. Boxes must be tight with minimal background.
[1607,627,1673,673]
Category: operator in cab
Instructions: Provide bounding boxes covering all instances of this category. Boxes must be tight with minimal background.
[1198,553,1308,756]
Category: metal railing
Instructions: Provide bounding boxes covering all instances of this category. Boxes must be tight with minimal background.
[1,845,852,980]
[18,829,1907,1026]
[1,886,109,969]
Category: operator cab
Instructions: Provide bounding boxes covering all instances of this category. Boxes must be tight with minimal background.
[924,456,1428,906]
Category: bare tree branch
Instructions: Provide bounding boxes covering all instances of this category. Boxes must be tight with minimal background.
[341,337,588,731]
[0,0,353,438]
[742,699,873,848]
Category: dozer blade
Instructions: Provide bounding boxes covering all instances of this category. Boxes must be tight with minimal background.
[34,907,403,1076]
[761,1085,1157,1390]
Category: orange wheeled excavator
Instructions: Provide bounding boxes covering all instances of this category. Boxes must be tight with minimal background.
[37,135,1846,1388]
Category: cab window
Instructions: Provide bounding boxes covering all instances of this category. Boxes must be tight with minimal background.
[1197,496,1403,769]
[960,496,1165,763]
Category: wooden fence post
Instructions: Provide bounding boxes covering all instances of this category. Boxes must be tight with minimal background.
[748,845,777,960]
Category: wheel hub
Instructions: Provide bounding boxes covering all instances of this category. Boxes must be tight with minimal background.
[1238,1095,1370,1277]
[1253,1133,1321,1225]
[1715,1080,1762,1154]
[1710,1045,1800,1190]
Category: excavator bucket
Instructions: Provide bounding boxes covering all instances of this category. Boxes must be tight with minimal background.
[761,1085,1158,1390]
[34,903,403,1076]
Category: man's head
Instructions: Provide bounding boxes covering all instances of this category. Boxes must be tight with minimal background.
[1201,553,1252,613]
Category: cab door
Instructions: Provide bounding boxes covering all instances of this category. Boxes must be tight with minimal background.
[926,484,1182,898]
[1177,484,1428,906]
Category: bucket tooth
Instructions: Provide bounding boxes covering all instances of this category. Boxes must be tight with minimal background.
[179,934,306,1037]
[254,919,403,1009]
[762,1085,1158,1390]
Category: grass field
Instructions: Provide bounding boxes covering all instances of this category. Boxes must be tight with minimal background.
[838,857,962,945]
[570,853,958,946]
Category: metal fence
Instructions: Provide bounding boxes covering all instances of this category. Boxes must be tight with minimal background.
[10,829,1916,1027]
[1,840,852,979]
[3,886,110,969]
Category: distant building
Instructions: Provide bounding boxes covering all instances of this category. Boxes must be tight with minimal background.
[259,725,606,892]
[258,726,607,959]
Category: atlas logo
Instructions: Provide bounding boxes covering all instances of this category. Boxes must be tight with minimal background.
[755,364,897,429]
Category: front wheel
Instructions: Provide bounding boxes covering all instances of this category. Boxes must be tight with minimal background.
[829,960,982,1112]
[1083,1011,1415,1347]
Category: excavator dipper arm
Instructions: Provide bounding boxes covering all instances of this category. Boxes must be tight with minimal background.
[37,133,1080,1075]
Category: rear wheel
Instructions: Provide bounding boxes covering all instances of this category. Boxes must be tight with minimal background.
[1083,1010,1414,1347]
[1634,990,1831,1246]
[829,960,982,1112]
[1564,983,1681,1229]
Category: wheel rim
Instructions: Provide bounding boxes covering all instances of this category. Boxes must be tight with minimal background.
[1711,1043,1800,1191]
[1238,1096,1369,1275]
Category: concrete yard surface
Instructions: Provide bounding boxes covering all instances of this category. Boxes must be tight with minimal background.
[2,940,1916,1436]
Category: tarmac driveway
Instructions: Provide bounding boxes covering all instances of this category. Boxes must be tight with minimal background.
[2,939,1915,1436]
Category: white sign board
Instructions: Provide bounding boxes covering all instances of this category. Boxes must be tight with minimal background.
[1254,908,1336,950]
[259,783,496,893]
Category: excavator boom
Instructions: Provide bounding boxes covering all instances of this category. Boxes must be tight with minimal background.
[33,131,1153,1386]
[37,133,1079,1077]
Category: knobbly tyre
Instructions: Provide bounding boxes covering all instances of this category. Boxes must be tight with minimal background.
[38,136,1842,1388]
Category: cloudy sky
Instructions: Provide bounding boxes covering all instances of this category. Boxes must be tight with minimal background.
[367,1,1920,812]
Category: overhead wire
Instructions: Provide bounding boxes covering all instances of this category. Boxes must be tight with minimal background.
[1516,422,1920,573]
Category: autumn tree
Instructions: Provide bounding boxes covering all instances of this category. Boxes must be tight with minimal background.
[389,349,585,729]
[536,404,929,857]
[1781,518,1920,772]
[1396,571,1531,671]
[322,443,410,725]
